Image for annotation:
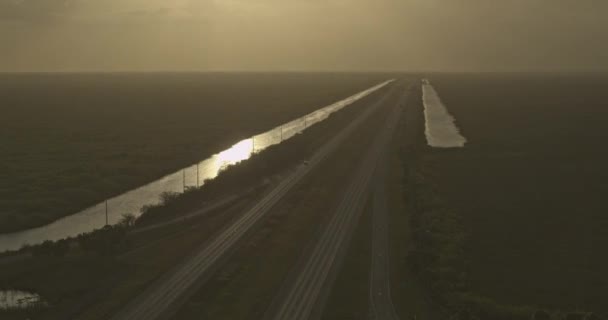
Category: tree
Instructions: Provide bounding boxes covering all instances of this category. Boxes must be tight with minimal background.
[119,213,136,227]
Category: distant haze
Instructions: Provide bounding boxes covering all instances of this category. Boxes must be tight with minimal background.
[1,0,607,72]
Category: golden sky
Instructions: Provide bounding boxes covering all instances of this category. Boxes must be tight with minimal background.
[1,0,606,72]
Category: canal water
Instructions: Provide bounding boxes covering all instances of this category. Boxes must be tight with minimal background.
[422,79,467,148]
[0,290,47,310]
[0,80,392,252]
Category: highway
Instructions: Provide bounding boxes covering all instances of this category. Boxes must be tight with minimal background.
[266,86,406,320]
[369,162,400,320]
[108,80,399,320]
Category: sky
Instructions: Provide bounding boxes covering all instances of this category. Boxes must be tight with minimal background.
[1,0,607,72]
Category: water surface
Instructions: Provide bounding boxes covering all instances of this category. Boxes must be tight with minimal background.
[0,290,47,310]
[0,80,391,252]
[422,79,467,148]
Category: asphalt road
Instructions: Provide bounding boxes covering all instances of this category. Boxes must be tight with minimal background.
[266,85,406,320]
[369,162,400,320]
[108,80,397,320]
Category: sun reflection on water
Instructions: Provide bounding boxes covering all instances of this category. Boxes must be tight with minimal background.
[215,138,254,171]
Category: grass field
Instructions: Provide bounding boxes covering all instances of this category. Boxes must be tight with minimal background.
[390,85,444,320]
[0,72,389,232]
[422,73,608,314]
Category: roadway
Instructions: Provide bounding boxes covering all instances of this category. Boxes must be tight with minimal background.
[108,80,399,320]
[369,160,400,320]
[266,85,406,320]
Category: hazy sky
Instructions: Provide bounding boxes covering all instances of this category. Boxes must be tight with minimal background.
[1,0,607,72]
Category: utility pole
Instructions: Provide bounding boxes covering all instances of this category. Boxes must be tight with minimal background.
[182,169,186,193]
[105,200,108,226]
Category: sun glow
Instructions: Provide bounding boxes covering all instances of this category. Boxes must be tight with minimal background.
[215,138,254,170]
